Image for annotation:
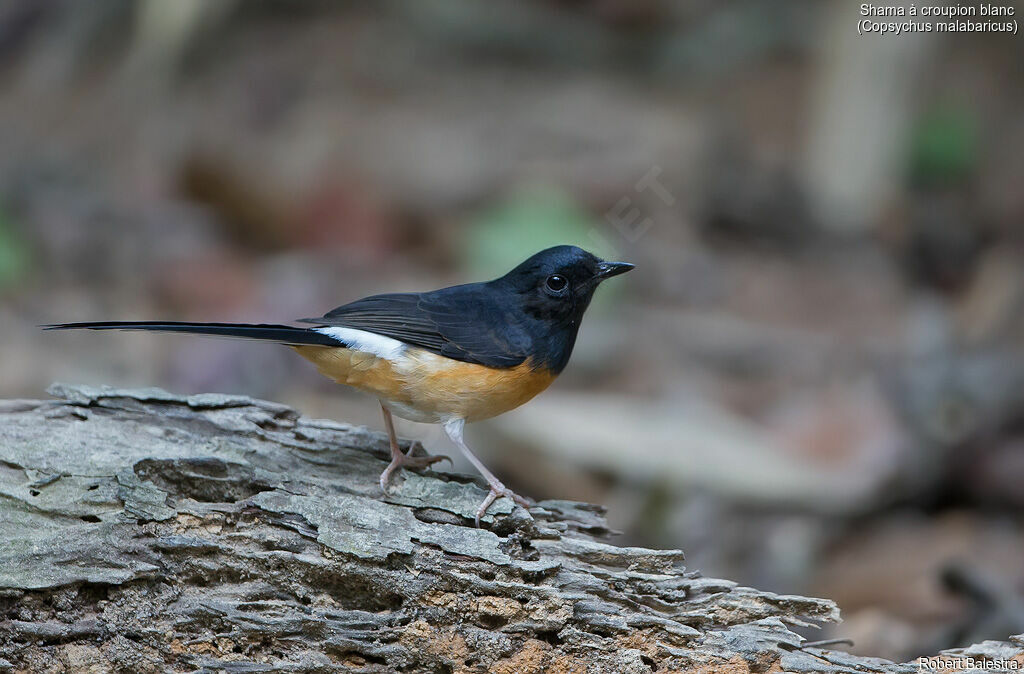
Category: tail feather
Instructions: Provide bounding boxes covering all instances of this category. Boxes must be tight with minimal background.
[42,321,344,347]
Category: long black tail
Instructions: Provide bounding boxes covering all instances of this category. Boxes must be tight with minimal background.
[42,321,343,347]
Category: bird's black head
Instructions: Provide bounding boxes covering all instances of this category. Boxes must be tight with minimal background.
[494,245,633,372]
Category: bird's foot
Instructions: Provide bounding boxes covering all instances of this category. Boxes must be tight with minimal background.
[475,479,533,528]
[403,440,431,458]
[379,443,452,492]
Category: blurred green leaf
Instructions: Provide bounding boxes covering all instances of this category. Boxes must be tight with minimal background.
[463,185,600,278]
[909,107,977,187]
[0,208,30,288]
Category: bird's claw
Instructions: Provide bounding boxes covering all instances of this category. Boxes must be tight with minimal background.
[475,482,533,527]
[378,447,452,492]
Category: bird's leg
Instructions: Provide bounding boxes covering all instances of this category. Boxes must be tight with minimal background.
[442,418,532,527]
[378,404,451,492]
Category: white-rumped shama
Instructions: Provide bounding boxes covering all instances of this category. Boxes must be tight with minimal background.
[45,245,633,525]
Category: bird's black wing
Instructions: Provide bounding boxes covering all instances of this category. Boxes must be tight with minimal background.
[298,287,530,368]
[301,293,447,351]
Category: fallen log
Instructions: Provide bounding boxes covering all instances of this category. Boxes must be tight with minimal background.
[0,384,1020,672]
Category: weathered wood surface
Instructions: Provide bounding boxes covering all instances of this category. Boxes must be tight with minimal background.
[0,384,1020,673]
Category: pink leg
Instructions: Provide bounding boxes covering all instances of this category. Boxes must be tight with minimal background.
[378,404,451,492]
[442,418,532,527]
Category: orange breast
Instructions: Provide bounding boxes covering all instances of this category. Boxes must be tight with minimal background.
[292,345,555,423]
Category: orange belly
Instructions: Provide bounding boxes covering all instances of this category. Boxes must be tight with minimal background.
[292,345,555,423]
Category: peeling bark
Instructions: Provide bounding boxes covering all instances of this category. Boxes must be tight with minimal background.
[0,384,1020,673]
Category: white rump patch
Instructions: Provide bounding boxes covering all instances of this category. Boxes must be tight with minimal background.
[314,327,407,361]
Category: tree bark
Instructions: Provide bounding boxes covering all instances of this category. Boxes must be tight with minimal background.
[0,384,1020,672]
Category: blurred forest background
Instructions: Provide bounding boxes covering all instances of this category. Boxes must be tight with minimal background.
[1,0,1023,662]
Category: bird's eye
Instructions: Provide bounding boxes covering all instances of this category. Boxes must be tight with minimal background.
[545,274,568,292]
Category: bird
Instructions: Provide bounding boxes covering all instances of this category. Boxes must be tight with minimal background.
[44,245,633,526]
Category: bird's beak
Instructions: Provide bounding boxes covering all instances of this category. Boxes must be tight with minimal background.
[594,261,635,281]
